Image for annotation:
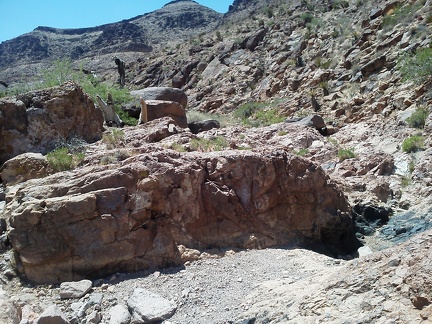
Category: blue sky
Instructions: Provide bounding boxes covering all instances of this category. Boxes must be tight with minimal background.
[0,0,233,43]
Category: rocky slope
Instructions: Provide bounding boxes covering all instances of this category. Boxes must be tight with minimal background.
[0,0,432,323]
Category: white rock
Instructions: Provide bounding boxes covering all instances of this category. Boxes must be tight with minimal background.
[35,305,70,324]
[60,279,92,299]
[358,245,373,257]
[85,310,101,324]
[127,288,176,323]
[108,304,131,324]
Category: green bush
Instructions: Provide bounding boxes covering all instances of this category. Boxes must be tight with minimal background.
[294,148,310,156]
[383,2,425,28]
[338,148,356,161]
[402,135,425,153]
[406,106,430,129]
[47,147,84,172]
[300,12,314,23]
[333,0,349,9]
[233,102,285,127]
[190,136,229,152]
[397,48,432,84]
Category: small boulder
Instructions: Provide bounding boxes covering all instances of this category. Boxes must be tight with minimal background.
[287,114,326,131]
[35,305,70,324]
[140,100,187,128]
[60,279,93,299]
[131,87,188,109]
[109,305,131,324]
[0,153,51,185]
[188,119,221,134]
[128,288,177,323]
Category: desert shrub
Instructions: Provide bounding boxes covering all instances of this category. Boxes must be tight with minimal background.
[234,102,285,127]
[169,143,187,152]
[47,147,84,172]
[397,48,432,84]
[333,0,349,9]
[233,102,266,120]
[382,2,424,28]
[401,175,412,187]
[216,31,223,42]
[102,129,125,149]
[264,6,274,18]
[190,136,228,152]
[402,135,425,153]
[338,148,356,161]
[250,109,285,127]
[300,12,314,24]
[294,148,310,156]
[406,106,430,129]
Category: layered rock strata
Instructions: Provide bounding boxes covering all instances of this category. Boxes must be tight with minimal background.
[5,147,357,284]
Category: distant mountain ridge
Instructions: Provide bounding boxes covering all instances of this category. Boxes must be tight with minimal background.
[0,0,223,70]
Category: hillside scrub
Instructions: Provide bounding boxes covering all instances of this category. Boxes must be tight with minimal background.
[397,47,432,84]
[1,59,134,124]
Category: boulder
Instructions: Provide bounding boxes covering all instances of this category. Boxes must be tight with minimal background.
[0,82,103,163]
[5,148,358,284]
[188,119,221,134]
[35,305,70,324]
[0,153,51,185]
[128,288,176,323]
[130,87,188,109]
[60,279,93,299]
[139,100,187,128]
[109,305,131,324]
[241,29,267,51]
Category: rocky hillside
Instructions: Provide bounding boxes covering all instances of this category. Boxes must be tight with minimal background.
[0,0,223,83]
[0,0,432,323]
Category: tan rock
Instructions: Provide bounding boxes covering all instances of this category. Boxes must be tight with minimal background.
[0,153,51,185]
[139,100,187,128]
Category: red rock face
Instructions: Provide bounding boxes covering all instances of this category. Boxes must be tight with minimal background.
[0,82,103,163]
[6,148,358,284]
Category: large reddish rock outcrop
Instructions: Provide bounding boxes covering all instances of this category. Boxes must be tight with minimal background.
[0,82,103,163]
[5,148,357,284]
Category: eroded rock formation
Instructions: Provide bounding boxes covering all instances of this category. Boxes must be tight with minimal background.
[5,145,357,284]
[0,82,103,163]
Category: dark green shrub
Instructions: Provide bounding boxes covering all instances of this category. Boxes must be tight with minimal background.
[333,0,349,9]
[47,147,84,172]
[397,48,432,84]
[406,107,430,129]
[402,135,424,153]
[300,12,314,23]
[338,148,356,161]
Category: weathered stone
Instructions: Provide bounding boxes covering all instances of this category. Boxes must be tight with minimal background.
[0,82,103,163]
[131,87,188,110]
[60,280,93,299]
[241,29,267,51]
[139,100,187,128]
[286,114,326,131]
[361,55,386,77]
[127,288,176,323]
[188,119,221,134]
[6,148,358,284]
[35,305,70,324]
[109,305,131,324]
[0,153,51,185]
